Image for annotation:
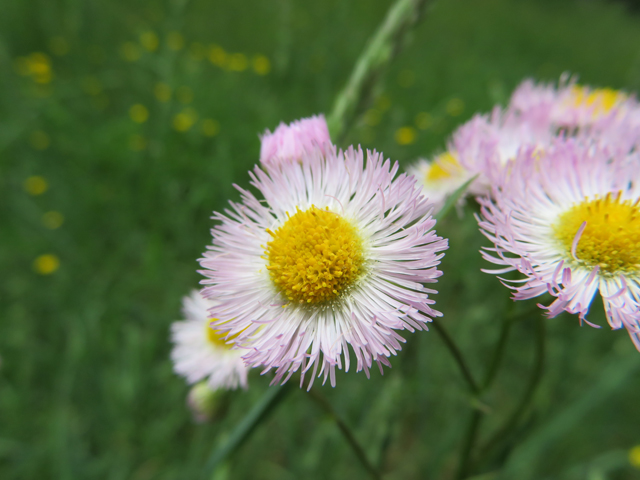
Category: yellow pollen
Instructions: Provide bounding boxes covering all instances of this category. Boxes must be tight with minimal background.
[553,192,640,274]
[570,85,626,116]
[426,152,463,183]
[205,321,236,349]
[265,206,365,305]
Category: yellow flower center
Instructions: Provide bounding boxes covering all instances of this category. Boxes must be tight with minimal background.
[265,206,365,304]
[570,85,626,116]
[205,322,236,349]
[553,192,640,274]
[426,152,463,183]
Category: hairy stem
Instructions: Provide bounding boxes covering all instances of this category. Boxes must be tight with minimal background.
[327,0,432,142]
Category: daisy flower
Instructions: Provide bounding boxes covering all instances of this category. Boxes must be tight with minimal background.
[510,77,636,128]
[406,151,471,212]
[510,77,640,155]
[170,290,249,390]
[447,77,639,200]
[477,139,640,350]
[451,106,553,194]
[259,114,331,167]
[200,145,448,388]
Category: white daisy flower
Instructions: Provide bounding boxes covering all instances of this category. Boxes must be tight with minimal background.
[477,139,640,350]
[200,145,448,388]
[170,290,249,390]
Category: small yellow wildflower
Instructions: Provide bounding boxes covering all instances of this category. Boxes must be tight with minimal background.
[630,445,640,469]
[228,53,248,71]
[395,126,417,145]
[34,254,60,275]
[252,55,271,75]
[202,119,220,137]
[415,112,433,130]
[129,104,149,123]
[446,98,465,116]
[25,176,48,196]
[30,131,50,151]
[42,211,64,229]
[154,83,172,102]
[121,42,141,62]
[173,109,198,132]
[167,31,185,51]
[208,45,227,67]
[140,31,159,52]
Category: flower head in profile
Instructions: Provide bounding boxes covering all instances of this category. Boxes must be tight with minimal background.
[200,145,448,388]
[259,114,331,167]
[477,139,640,350]
[171,290,249,390]
[448,77,640,198]
[407,151,470,212]
[451,107,552,195]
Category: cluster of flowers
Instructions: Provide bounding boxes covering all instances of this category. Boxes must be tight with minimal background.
[413,75,640,347]
[171,77,640,415]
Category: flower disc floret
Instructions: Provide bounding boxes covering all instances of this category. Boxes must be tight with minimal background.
[266,206,364,304]
[553,193,640,275]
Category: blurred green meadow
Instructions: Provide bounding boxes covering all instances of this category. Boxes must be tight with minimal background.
[2,0,640,478]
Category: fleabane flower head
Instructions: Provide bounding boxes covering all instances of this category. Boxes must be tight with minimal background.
[171,290,249,390]
[259,115,331,167]
[407,151,471,212]
[477,139,640,350]
[451,106,552,195]
[200,145,448,389]
[510,77,640,154]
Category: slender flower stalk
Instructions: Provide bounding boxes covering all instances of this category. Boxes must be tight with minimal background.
[473,317,546,471]
[309,389,383,480]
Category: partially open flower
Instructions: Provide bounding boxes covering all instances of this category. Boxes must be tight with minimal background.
[200,145,448,388]
[259,115,331,167]
[407,151,471,212]
[477,139,640,350]
[171,290,249,390]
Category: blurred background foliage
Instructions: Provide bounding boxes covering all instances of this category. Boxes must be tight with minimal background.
[1,0,640,478]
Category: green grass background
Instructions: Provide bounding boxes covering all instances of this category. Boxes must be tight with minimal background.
[1,0,640,478]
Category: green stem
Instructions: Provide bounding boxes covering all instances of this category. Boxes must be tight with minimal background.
[203,384,293,476]
[474,316,546,469]
[430,319,480,395]
[455,301,514,480]
[481,303,516,391]
[309,389,383,480]
[327,0,431,142]
[455,410,483,480]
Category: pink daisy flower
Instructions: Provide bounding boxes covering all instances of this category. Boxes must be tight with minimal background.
[446,77,640,199]
[200,145,448,388]
[259,115,331,167]
[477,139,640,350]
[171,290,249,390]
